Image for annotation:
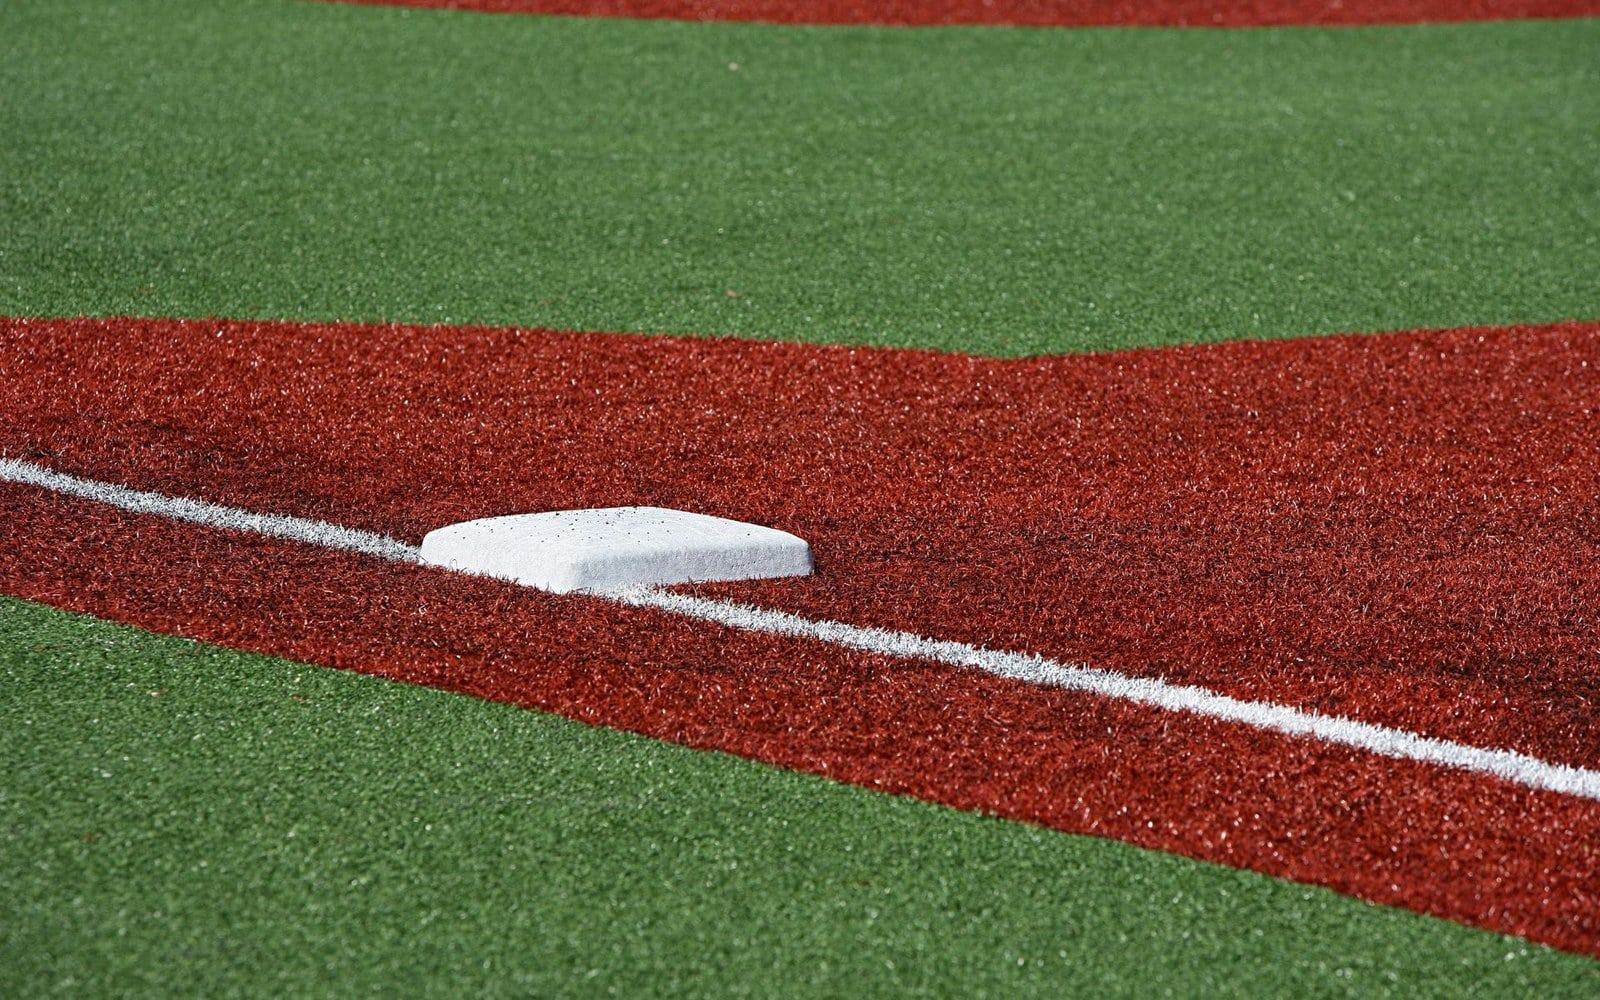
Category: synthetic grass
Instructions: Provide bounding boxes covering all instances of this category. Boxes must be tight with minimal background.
[1,1,1596,355]
[5,0,1600,988]
[2,596,1597,997]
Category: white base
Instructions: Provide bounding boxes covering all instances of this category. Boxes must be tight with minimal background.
[417,506,812,594]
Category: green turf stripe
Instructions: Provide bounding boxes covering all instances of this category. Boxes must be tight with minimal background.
[2,1,1596,356]
[2,596,1596,996]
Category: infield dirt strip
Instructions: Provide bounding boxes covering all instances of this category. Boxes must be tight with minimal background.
[3,315,1600,953]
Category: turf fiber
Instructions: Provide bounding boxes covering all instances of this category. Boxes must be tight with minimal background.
[2,1,1597,355]
[5,0,1600,990]
[4,595,1598,997]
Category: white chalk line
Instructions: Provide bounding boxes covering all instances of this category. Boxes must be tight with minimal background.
[5,456,1599,802]
[1,457,418,562]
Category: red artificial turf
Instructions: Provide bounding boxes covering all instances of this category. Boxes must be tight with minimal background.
[7,482,1600,955]
[4,314,1600,952]
[5,316,1599,765]
[328,0,1600,27]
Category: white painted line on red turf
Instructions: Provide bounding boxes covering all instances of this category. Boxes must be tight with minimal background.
[617,587,1600,801]
[6,456,1600,803]
[0,457,417,562]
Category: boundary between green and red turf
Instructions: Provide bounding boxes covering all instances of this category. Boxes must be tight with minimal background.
[9,595,1598,995]
[6,3,1599,357]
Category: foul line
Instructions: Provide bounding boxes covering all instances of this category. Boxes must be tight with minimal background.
[1,458,417,562]
[6,456,1600,803]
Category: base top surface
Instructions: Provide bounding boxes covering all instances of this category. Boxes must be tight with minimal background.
[418,506,813,594]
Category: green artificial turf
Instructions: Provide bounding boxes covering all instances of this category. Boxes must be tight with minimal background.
[0,1,1595,356]
[4,3,1600,993]
[1,597,1596,997]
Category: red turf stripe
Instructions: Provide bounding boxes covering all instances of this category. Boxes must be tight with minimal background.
[4,314,1600,952]
[4,316,1598,768]
[328,0,1600,27]
[5,485,1600,954]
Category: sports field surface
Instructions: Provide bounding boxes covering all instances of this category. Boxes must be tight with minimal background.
[4,1,1600,995]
